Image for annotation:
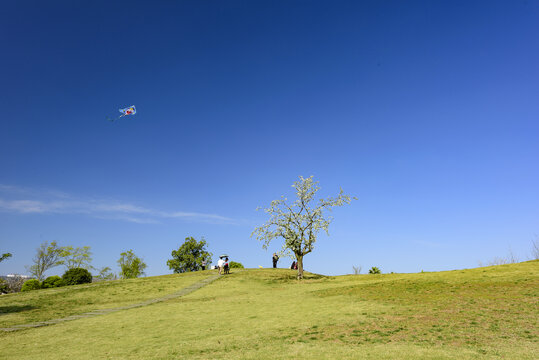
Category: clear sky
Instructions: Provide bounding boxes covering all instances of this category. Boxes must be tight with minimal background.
[1,1,538,277]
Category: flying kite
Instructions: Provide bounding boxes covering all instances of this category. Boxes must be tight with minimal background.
[107,105,136,122]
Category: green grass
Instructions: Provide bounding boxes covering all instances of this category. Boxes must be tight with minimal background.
[1,262,537,359]
[0,270,212,327]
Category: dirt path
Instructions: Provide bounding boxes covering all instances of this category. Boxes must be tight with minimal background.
[1,273,222,332]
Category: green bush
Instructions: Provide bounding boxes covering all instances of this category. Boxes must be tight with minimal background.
[0,279,9,294]
[229,261,244,269]
[368,266,381,274]
[62,268,92,285]
[21,279,41,291]
[42,275,65,288]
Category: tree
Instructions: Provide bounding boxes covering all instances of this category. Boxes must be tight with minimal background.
[368,266,381,274]
[252,176,356,279]
[59,245,93,270]
[94,266,117,281]
[0,252,12,263]
[26,241,63,281]
[117,250,147,279]
[531,236,539,260]
[6,276,26,293]
[167,237,212,273]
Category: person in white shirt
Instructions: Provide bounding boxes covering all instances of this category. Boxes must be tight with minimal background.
[217,257,225,275]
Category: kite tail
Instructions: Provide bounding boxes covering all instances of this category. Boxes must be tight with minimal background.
[107,114,126,122]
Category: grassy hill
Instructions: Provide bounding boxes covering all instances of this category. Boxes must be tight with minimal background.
[0,271,213,328]
[1,261,537,359]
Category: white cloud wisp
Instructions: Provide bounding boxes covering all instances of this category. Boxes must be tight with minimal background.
[0,185,236,225]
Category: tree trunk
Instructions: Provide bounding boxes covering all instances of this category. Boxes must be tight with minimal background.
[297,255,304,279]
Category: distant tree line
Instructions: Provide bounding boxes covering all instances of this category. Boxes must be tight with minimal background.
[2,235,241,293]
[0,242,148,293]
[2,235,232,294]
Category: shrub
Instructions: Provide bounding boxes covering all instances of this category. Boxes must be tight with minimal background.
[229,261,244,269]
[0,279,8,294]
[62,267,92,285]
[21,279,41,291]
[368,266,381,274]
[42,275,65,288]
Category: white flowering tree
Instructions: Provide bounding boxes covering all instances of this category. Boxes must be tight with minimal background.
[252,176,356,279]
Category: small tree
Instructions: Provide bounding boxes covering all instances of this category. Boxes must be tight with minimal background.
[3,275,25,293]
[352,265,362,275]
[167,237,212,273]
[59,246,93,270]
[94,266,117,281]
[118,250,147,279]
[0,252,12,263]
[531,236,539,260]
[252,176,356,279]
[26,241,63,281]
[368,266,381,274]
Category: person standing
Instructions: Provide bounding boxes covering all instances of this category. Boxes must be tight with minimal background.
[272,253,279,268]
[201,259,206,271]
[217,257,225,275]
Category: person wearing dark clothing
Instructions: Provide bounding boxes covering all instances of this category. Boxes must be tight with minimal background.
[272,253,279,268]
[224,257,230,274]
[290,261,297,270]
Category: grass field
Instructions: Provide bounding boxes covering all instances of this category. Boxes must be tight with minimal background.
[1,261,537,359]
[0,271,212,328]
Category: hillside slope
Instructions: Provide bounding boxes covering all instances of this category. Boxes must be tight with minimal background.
[0,271,213,328]
[1,261,537,359]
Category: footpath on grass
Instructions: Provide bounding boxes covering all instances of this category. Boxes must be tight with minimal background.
[1,273,223,332]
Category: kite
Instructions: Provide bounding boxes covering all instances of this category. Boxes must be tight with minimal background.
[107,105,136,122]
[119,106,136,117]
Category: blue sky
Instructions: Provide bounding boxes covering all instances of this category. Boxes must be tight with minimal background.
[1,1,538,277]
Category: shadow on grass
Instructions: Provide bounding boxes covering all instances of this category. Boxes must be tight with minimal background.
[265,272,327,283]
[0,305,37,315]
